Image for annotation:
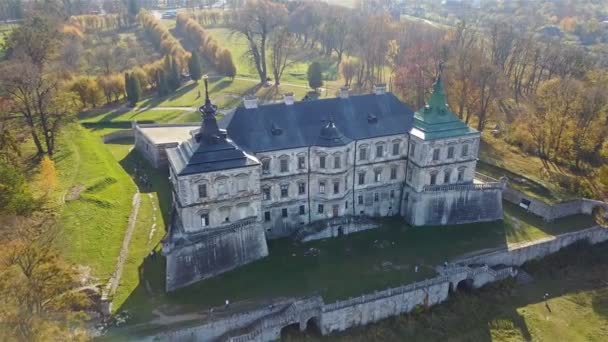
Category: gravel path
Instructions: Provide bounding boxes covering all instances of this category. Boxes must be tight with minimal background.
[107,191,141,297]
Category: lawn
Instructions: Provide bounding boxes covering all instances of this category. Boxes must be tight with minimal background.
[106,198,597,335]
[283,240,608,341]
[479,132,580,203]
[205,28,339,84]
[52,125,136,281]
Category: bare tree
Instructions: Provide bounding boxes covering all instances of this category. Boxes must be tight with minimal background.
[269,28,298,85]
[230,0,287,84]
[0,60,77,156]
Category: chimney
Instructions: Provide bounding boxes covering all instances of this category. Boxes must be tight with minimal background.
[243,95,258,109]
[374,83,386,95]
[283,92,294,105]
[339,86,349,99]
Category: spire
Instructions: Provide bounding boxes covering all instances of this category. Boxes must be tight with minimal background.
[196,75,221,143]
[425,62,448,115]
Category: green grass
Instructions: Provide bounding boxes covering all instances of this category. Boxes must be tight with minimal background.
[205,28,339,84]
[108,201,597,334]
[479,134,579,203]
[283,240,608,341]
[53,125,136,280]
[104,138,170,312]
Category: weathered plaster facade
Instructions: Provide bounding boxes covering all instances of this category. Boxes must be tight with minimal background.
[135,76,505,291]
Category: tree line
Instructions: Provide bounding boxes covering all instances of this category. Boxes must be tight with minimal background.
[176,12,236,78]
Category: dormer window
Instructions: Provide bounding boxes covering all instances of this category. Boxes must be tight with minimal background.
[367,113,378,123]
[271,123,283,136]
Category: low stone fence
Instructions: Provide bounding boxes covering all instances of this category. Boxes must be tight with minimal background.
[452,225,608,267]
[503,187,608,221]
[422,181,506,192]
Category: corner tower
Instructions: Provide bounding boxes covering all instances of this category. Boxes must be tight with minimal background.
[163,76,268,292]
[401,70,505,225]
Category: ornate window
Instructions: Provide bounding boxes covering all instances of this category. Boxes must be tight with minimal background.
[298,182,306,195]
[359,145,368,161]
[376,144,384,158]
[264,211,271,222]
[237,174,248,192]
[219,206,231,223]
[216,176,229,195]
[358,172,366,185]
[318,204,324,214]
[458,167,466,182]
[262,186,271,200]
[447,146,455,159]
[319,155,326,169]
[262,158,270,174]
[432,148,440,161]
[374,169,382,182]
[334,154,341,169]
[461,144,469,157]
[319,181,326,194]
[201,213,209,227]
[333,181,340,194]
[281,208,288,218]
[390,166,397,180]
[299,205,306,215]
[198,184,207,198]
[358,195,364,205]
[409,142,416,157]
[444,169,452,184]
[392,140,400,156]
[374,192,379,202]
[430,171,438,185]
[280,184,289,198]
[280,156,289,173]
[297,155,306,169]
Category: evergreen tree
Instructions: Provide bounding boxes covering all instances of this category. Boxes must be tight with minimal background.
[156,70,168,97]
[170,57,181,91]
[125,72,140,106]
[307,62,323,92]
[188,52,203,83]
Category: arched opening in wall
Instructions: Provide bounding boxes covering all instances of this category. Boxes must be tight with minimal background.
[305,317,322,336]
[280,322,301,339]
[457,279,474,292]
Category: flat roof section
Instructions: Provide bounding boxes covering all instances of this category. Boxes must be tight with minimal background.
[138,124,200,145]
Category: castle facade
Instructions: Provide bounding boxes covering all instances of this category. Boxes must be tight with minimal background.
[135,77,505,291]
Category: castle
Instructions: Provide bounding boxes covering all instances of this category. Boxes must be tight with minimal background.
[134,75,505,292]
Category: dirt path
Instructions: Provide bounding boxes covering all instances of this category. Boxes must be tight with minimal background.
[106,191,141,297]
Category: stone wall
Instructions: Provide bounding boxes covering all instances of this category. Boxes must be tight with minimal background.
[404,182,505,226]
[298,216,379,242]
[101,129,133,143]
[164,220,269,292]
[502,188,608,221]
[452,225,608,267]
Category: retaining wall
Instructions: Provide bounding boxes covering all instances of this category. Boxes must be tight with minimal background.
[452,225,608,267]
[101,129,134,143]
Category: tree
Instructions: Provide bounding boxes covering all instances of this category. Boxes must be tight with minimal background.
[70,77,102,108]
[218,50,237,79]
[37,156,57,196]
[164,55,181,92]
[307,62,323,92]
[0,60,77,156]
[230,0,288,84]
[341,60,356,87]
[156,69,168,97]
[188,52,203,83]
[126,0,140,24]
[0,217,90,342]
[0,160,35,216]
[4,15,61,66]
[269,28,297,85]
[125,73,141,107]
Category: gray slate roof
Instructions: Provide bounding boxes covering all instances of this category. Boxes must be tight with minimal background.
[223,93,415,153]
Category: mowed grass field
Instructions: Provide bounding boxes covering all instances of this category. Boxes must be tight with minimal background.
[284,240,608,342]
